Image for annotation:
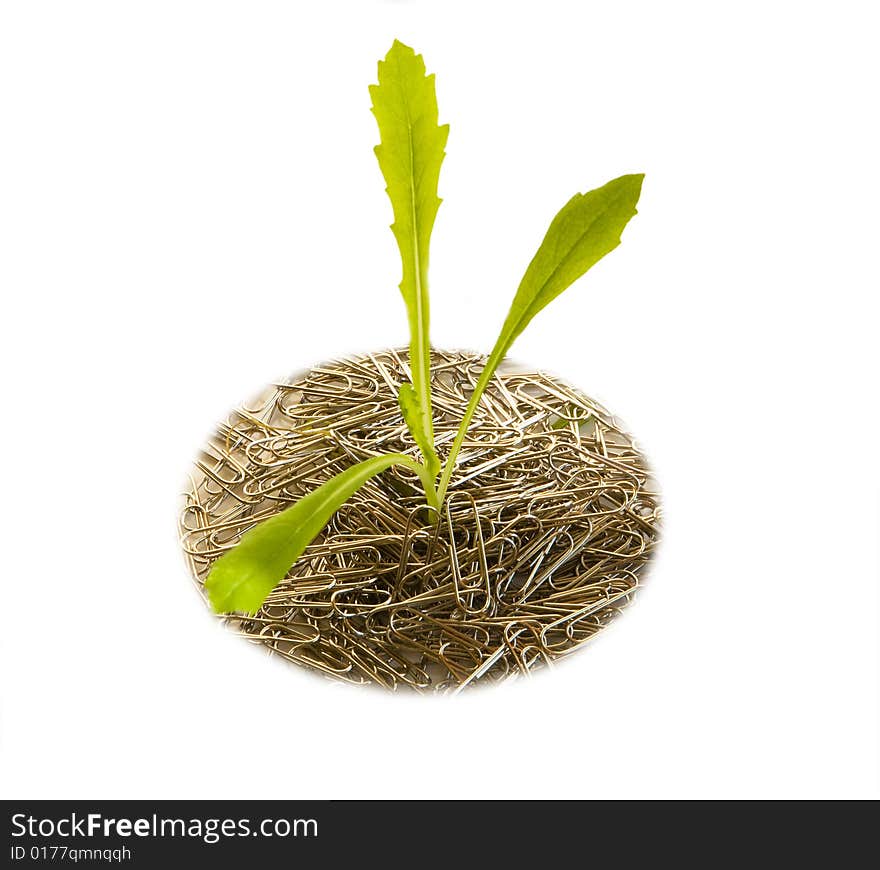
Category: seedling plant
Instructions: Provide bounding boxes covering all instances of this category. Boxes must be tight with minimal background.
[206,41,643,615]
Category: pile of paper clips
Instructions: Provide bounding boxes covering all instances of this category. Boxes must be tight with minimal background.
[180,349,661,692]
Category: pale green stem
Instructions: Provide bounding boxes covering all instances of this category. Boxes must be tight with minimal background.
[435,346,505,506]
[402,455,440,511]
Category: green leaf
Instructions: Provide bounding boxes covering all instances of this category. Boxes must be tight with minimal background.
[496,173,644,360]
[397,382,440,478]
[370,39,448,452]
[206,453,418,614]
[549,407,594,430]
[436,174,643,503]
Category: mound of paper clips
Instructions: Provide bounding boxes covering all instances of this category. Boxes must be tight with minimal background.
[180,349,661,692]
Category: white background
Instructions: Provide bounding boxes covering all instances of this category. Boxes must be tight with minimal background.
[1,1,878,799]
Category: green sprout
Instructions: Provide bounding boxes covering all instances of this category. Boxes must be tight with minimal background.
[205,40,643,615]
